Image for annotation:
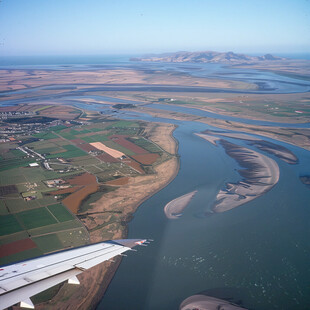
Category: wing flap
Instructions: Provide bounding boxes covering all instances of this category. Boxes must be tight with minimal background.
[0,269,82,310]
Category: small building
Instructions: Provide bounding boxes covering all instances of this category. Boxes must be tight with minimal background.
[29,163,39,167]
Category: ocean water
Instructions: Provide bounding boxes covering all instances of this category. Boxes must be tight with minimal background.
[0,55,132,65]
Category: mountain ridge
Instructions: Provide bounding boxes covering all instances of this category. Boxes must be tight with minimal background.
[130,51,286,64]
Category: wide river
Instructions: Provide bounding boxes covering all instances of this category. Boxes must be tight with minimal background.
[1,60,310,309]
[90,105,310,310]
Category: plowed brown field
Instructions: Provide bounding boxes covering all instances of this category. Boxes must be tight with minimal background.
[131,153,159,165]
[96,153,119,163]
[109,135,146,154]
[122,159,144,174]
[0,238,37,257]
[61,173,99,213]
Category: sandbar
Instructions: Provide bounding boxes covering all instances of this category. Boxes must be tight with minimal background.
[195,133,220,146]
[164,191,197,219]
[212,140,280,213]
[201,130,298,164]
[180,294,247,310]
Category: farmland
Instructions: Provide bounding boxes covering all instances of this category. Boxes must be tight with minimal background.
[0,104,176,267]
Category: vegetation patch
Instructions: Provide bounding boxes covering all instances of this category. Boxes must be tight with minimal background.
[46,144,87,159]
[16,207,58,230]
[0,214,23,236]
[128,137,162,153]
[33,234,63,252]
[0,184,18,197]
[47,203,74,222]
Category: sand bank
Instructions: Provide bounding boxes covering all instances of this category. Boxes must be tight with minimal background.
[195,133,220,146]
[201,130,298,164]
[180,294,247,310]
[164,191,197,219]
[212,140,280,213]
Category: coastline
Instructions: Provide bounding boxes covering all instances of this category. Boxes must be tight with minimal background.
[34,123,180,310]
[134,105,310,151]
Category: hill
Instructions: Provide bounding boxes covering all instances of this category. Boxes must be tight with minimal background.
[130,51,285,64]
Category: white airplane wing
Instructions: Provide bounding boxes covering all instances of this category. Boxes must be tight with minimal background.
[0,239,147,309]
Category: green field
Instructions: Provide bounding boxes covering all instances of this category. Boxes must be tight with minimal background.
[0,200,9,215]
[0,157,35,172]
[47,203,74,222]
[46,144,87,159]
[128,137,162,153]
[56,229,89,248]
[27,220,82,236]
[69,155,100,165]
[33,132,59,140]
[16,208,58,230]
[10,149,27,158]
[80,133,109,143]
[50,125,68,131]
[32,234,63,252]
[6,198,41,213]
[0,214,23,236]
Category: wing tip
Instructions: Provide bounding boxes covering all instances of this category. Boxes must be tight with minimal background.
[110,239,149,248]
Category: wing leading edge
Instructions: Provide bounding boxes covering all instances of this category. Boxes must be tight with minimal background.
[0,239,148,309]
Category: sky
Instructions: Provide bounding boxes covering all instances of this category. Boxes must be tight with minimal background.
[0,0,309,56]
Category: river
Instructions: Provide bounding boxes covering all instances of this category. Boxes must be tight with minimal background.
[79,104,309,310]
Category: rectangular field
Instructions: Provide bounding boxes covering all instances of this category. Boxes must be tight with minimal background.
[16,207,58,230]
[32,234,63,253]
[128,137,162,153]
[0,214,23,236]
[47,203,74,222]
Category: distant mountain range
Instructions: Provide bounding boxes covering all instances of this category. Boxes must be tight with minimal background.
[130,51,285,64]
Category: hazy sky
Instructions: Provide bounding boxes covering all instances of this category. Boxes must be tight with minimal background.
[0,0,309,56]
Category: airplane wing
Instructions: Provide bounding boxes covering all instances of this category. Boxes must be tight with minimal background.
[0,239,148,309]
